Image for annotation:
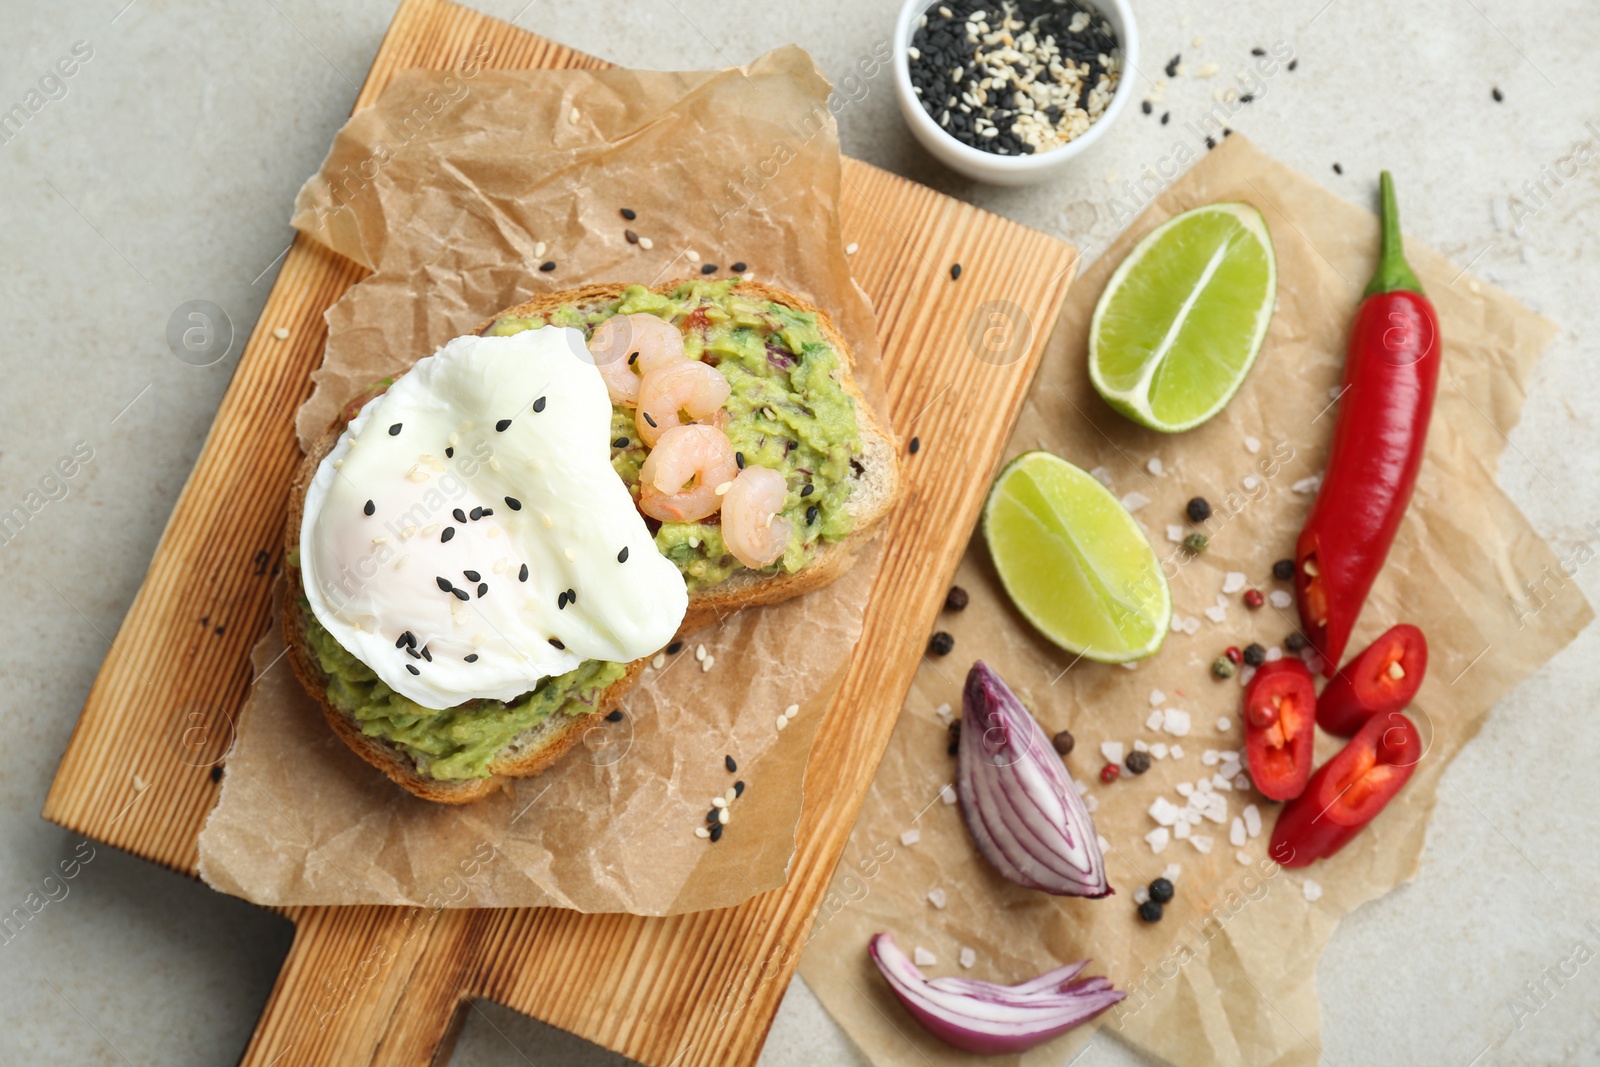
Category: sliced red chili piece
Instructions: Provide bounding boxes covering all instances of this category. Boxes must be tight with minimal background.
[1270,711,1422,867]
[1317,623,1428,737]
[1242,660,1317,802]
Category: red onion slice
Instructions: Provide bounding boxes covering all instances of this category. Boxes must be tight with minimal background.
[869,932,1125,1055]
[957,660,1110,897]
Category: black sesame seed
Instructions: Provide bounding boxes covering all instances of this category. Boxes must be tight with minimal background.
[441,527,455,543]
[617,546,629,563]
[445,447,454,458]
[709,823,723,842]
[363,499,375,516]
[395,631,414,648]
[463,569,481,582]
[807,505,820,525]
[558,591,568,609]
[420,645,432,662]
[533,396,547,413]
[477,583,488,598]
[481,508,493,517]
[725,754,737,772]
[406,646,421,659]
[539,260,556,272]
[210,765,223,783]
[1205,136,1217,150]
[505,496,522,511]
[605,709,625,723]
[621,207,637,220]
[702,263,719,275]
[733,780,745,796]
[707,808,720,823]
[519,563,529,582]
[1165,54,1180,78]
[1251,47,1266,57]
[1161,111,1170,125]
[735,452,745,469]
[406,663,420,675]
[495,418,512,432]
[1141,100,1152,115]
[909,436,921,454]
[628,351,639,365]
[453,508,468,524]
[470,506,484,521]
[566,588,576,603]
[730,261,747,273]
[548,637,565,649]
[1333,162,1343,175]
[667,641,682,655]
[1240,94,1255,103]
[642,412,657,428]
[625,229,639,244]
[800,484,814,497]
[452,587,469,602]
[1492,86,1504,102]
[1288,59,1298,71]
[436,577,452,592]
[388,423,402,436]
[949,263,962,280]
[612,437,630,449]
[465,653,478,662]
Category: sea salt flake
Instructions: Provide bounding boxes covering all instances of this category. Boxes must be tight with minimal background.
[934,702,953,725]
[1239,666,1256,687]
[1234,773,1251,790]
[1134,884,1152,903]
[941,784,958,805]
[1146,709,1166,731]
[1303,880,1323,902]
[1084,794,1099,813]
[1236,850,1253,865]
[1202,749,1220,766]
[1170,744,1184,759]
[1133,739,1149,752]
[1121,491,1150,512]
[1293,474,1323,494]
[1097,834,1111,853]
[927,887,948,909]
[1167,524,1186,544]
[1162,709,1191,736]
[1150,742,1169,759]
[1195,777,1213,794]
[960,947,977,969]
[1230,817,1247,847]
[1218,758,1242,780]
[1101,741,1125,764]
[1145,828,1171,855]
[1163,863,1182,881]
[1204,604,1228,623]
[914,947,938,966]
[1203,793,1229,823]
[1270,590,1292,609]
[1147,457,1164,476]
[1217,716,1232,731]
[1190,834,1214,854]
[1244,435,1261,454]
[1182,616,1201,635]
[1175,782,1195,797]
[1149,689,1166,707]
[1243,804,1262,838]
[1149,797,1182,826]
[1212,774,1234,792]
[1242,475,1260,490]
[1090,466,1114,487]
[1222,571,1247,594]
[900,828,922,847]
[1265,646,1284,662]
[1174,819,1192,839]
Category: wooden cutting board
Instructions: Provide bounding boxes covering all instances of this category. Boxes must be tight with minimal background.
[43,1,1077,1063]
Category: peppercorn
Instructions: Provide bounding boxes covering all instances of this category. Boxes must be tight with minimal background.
[948,720,961,756]
[928,631,955,656]
[1242,642,1267,667]
[1099,762,1121,784]
[1243,588,1265,609]
[944,585,970,612]
[1185,497,1212,522]
[1138,899,1164,923]
[1124,750,1152,775]
[1284,632,1308,652]
[1272,558,1295,581]
[1051,729,1075,757]
[1210,656,1236,680]
[1183,532,1209,554]
[1225,646,1243,664]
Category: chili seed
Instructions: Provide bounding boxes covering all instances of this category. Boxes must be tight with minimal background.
[1124,750,1152,775]
[1149,877,1175,903]
[944,585,969,612]
[1273,558,1295,581]
[1186,496,1212,522]
[1051,729,1075,757]
[1138,899,1164,923]
[927,631,955,657]
[1242,642,1267,667]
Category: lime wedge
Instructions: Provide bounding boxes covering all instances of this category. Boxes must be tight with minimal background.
[983,452,1170,662]
[1089,202,1276,433]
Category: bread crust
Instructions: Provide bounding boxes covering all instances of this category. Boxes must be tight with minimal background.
[282,279,898,804]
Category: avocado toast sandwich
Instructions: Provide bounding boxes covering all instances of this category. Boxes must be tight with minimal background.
[284,278,900,804]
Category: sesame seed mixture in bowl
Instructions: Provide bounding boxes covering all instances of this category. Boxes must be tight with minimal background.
[907,0,1123,157]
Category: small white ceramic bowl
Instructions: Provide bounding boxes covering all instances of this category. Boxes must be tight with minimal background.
[893,0,1139,185]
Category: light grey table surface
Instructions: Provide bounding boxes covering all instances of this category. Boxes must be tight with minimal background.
[2,1,1596,1065]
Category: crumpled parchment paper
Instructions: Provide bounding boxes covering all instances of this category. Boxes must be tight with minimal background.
[197,47,892,914]
[799,135,1591,1066]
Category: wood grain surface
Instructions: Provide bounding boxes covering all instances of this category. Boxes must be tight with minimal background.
[42,1,1078,1063]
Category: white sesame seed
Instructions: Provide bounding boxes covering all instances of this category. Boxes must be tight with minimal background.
[695,644,707,661]
[272,327,289,340]
[533,243,546,259]
[845,242,859,255]
[712,796,727,809]
[652,652,666,669]
[639,236,653,250]
[694,826,710,838]
[685,249,700,263]
[900,828,921,846]
[371,535,388,545]
[542,513,554,528]
[776,715,788,730]
[718,807,729,824]
[569,107,580,124]
[714,481,733,496]
[701,655,714,672]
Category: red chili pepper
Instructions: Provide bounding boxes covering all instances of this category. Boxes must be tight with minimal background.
[1317,623,1428,737]
[1242,660,1317,801]
[1295,172,1441,676]
[1270,711,1422,867]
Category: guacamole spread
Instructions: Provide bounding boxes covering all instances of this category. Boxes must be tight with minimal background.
[303,280,861,779]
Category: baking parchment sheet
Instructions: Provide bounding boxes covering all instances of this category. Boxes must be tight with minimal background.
[799,135,1591,1066]
[198,47,892,914]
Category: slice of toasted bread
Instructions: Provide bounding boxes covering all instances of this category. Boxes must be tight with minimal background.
[283,279,899,804]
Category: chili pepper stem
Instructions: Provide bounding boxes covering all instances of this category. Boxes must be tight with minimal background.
[1364,171,1425,298]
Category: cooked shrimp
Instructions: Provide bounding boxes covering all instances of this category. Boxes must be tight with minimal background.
[587,314,686,407]
[720,466,793,570]
[635,359,730,446]
[637,424,739,523]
